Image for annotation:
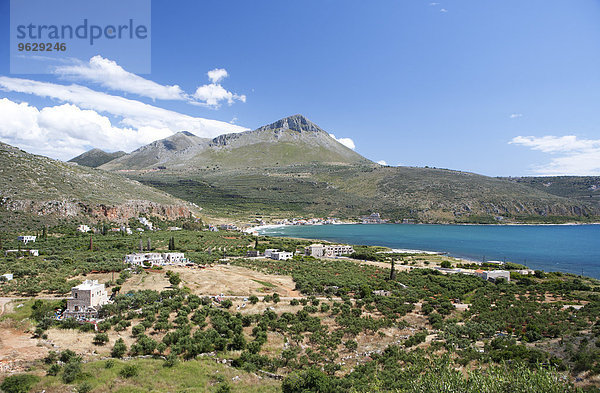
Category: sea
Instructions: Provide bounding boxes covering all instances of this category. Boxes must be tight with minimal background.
[258,224,600,279]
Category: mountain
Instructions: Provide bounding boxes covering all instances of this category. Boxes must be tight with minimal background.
[0,142,199,229]
[99,115,369,171]
[68,148,127,168]
[92,115,600,223]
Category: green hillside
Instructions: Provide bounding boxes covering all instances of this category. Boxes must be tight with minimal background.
[0,142,199,228]
[502,176,600,207]
[68,148,127,168]
[86,115,600,223]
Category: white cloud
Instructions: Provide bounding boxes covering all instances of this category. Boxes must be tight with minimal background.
[0,76,247,137]
[193,68,245,109]
[440,8,448,13]
[53,57,246,109]
[55,56,186,101]
[207,68,228,84]
[510,135,600,175]
[193,83,246,108]
[329,133,356,150]
[510,113,523,119]
[429,2,440,5]
[377,160,388,166]
[0,98,172,160]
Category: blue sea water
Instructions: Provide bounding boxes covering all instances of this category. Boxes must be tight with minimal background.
[259,224,600,279]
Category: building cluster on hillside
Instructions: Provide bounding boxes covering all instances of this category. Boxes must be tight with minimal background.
[304,244,355,257]
[246,249,294,260]
[138,217,154,230]
[274,217,342,226]
[246,243,354,260]
[78,224,134,234]
[124,252,187,267]
[361,213,388,224]
[64,280,109,318]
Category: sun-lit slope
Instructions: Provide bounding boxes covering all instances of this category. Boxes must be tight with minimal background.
[0,141,199,224]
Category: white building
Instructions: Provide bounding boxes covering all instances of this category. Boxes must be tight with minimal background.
[5,249,38,257]
[304,244,354,258]
[263,249,278,258]
[1,273,13,281]
[124,252,186,267]
[270,251,294,260]
[138,217,153,230]
[64,280,109,318]
[163,252,186,264]
[77,225,91,233]
[476,270,511,282]
[17,236,36,244]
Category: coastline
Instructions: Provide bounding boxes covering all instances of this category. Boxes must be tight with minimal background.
[253,222,600,279]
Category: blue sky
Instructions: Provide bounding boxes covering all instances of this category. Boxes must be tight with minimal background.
[1,0,599,176]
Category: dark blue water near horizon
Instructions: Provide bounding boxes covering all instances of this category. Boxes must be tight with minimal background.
[259,224,600,279]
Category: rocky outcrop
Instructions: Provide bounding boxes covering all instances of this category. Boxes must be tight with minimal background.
[1,197,194,223]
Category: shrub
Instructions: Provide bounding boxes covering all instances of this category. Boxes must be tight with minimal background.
[76,382,92,393]
[47,364,61,376]
[119,364,139,378]
[111,338,127,358]
[0,374,40,393]
[221,299,233,309]
[59,349,78,363]
[62,360,82,383]
[93,332,109,346]
[249,295,259,304]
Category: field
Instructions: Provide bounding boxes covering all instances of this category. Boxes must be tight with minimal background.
[1,228,600,392]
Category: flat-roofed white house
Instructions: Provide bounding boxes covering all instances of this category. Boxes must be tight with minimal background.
[17,235,36,244]
[475,270,511,282]
[5,249,39,257]
[304,244,354,258]
[263,249,278,258]
[271,251,294,260]
[124,252,186,267]
[64,280,109,318]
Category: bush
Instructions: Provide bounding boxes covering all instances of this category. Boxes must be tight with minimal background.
[59,349,78,363]
[282,368,334,393]
[111,338,127,358]
[249,295,259,304]
[0,374,40,393]
[93,332,109,346]
[119,364,139,378]
[76,381,93,393]
[62,360,82,383]
[221,299,233,309]
[47,364,61,376]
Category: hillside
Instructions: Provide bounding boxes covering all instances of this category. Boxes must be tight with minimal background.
[0,142,199,228]
[68,148,127,168]
[90,116,600,223]
[99,115,369,171]
[501,176,600,207]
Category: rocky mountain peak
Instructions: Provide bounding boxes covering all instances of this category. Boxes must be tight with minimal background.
[257,114,325,134]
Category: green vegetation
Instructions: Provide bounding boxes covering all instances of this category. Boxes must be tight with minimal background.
[0,141,197,230]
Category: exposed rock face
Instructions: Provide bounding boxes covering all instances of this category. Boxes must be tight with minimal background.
[2,197,193,223]
[254,114,324,134]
